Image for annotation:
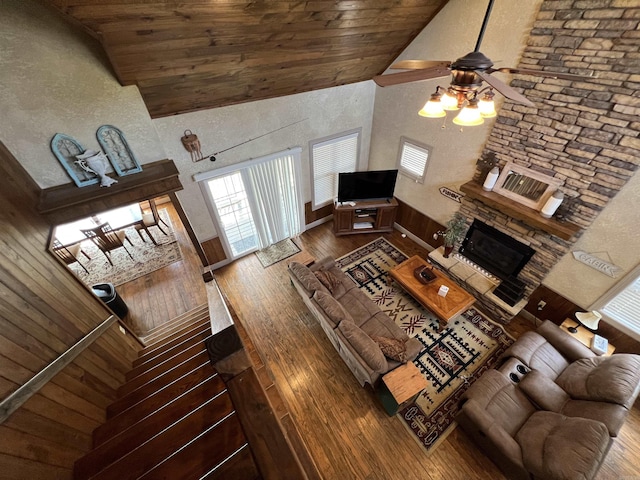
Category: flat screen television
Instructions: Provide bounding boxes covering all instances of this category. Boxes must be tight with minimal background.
[337,169,398,202]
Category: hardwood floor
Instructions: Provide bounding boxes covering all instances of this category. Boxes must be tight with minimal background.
[117,200,208,336]
[120,219,639,479]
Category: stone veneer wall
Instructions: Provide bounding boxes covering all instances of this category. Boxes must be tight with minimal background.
[460,0,640,323]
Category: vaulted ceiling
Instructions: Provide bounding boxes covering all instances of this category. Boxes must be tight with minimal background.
[43,0,449,118]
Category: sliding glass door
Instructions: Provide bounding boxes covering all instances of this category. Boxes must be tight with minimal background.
[206,172,259,258]
[198,148,304,262]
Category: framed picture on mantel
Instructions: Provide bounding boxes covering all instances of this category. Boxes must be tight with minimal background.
[493,162,561,210]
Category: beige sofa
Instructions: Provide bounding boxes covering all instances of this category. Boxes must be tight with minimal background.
[288,256,422,386]
[457,320,640,480]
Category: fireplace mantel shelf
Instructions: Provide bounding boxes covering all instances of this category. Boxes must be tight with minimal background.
[460,181,581,241]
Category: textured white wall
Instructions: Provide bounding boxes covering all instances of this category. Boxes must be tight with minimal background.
[153,83,375,240]
[0,0,165,188]
[544,170,640,308]
[369,0,543,225]
[0,0,375,242]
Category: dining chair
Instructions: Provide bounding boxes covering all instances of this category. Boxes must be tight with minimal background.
[135,198,170,245]
[81,223,134,266]
[52,239,91,274]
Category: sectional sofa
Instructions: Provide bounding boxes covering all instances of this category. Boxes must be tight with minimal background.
[288,257,422,386]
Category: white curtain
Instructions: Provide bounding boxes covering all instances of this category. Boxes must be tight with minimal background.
[245,153,301,248]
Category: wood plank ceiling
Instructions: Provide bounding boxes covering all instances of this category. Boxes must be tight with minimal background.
[43,0,449,118]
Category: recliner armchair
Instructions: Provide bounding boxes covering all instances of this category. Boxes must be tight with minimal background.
[458,361,612,480]
[458,320,640,480]
[503,320,640,418]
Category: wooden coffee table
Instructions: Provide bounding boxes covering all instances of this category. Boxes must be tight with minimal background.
[389,255,475,330]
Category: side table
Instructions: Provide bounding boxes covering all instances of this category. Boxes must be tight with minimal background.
[289,250,315,267]
[560,318,615,356]
[377,362,428,416]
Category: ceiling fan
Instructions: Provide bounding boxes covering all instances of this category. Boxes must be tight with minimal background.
[373,0,591,125]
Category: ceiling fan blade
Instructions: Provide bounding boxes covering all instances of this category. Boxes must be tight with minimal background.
[475,71,535,107]
[493,67,592,82]
[390,60,451,70]
[373,66,450,87]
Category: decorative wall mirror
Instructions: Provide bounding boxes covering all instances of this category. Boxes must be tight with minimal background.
[97,125,142,176]
[493,162,561,209]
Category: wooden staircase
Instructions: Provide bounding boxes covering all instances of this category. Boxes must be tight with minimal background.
[74,304,261,480]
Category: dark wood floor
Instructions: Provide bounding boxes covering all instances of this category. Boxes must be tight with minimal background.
[120,218,640,479]
[117,200,208,336]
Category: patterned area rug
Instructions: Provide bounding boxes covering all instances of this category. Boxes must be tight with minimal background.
[255,238,300,267]
[67,209,182,286]
[336,237,514,454]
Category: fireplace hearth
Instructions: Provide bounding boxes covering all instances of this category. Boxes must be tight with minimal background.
[428,203,544,321]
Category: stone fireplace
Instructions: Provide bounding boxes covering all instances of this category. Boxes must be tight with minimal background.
[432,1,640,324]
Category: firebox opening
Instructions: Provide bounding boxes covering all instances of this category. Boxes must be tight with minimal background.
[459,219,535,281]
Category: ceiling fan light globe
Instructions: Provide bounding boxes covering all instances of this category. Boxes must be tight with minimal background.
[478,98,497,118]
[453,105,484,126]
[441,91,459,111]
[418,99,446,118]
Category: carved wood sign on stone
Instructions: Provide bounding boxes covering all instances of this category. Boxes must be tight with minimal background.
[572,250,623,278]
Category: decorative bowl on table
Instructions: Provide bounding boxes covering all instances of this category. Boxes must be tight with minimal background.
[413,265,436,284]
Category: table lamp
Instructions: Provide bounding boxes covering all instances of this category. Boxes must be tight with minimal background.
[568,310,602,333]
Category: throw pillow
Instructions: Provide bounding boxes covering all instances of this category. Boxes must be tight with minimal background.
[313,269,341,294]
[339,320,387,374]
[314,290,352,328]
[371,335,407,363]
[289,261,329,296]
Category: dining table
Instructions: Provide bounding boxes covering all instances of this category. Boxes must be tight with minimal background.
[54,203,144,247]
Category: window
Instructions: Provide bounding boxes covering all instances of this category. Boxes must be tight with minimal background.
[310,129,360,209]
[592,264,640,342]
[397,137,431,183]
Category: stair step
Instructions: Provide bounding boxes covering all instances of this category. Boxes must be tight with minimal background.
[141,305,209,345]
[141,312,209,348]
[127,327,211,379]
[201,445,261,480]
[144,303,208,336]
[108,350,210,419]
[96,363,222,446]
[76,377,228,479]
[138,414,248,480]
[118,340,210,398]
[87,402,242,480]
[135,319,211,364]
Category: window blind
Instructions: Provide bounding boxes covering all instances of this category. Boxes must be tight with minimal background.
[398,139,430,183]
[311,131,359,208]
[601,274,640,335]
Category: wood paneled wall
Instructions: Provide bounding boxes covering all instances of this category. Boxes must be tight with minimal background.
[304,201,333,226]
[524,284,640,354]
[201,237,227,266]
[0,142,141,478]
[394,198,445,249]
